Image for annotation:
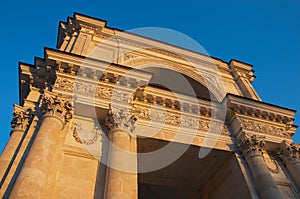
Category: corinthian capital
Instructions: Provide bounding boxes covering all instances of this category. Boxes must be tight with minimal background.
[238,135,265,158]
[105,106,137,133]
[42,94,73,124]
[11,105,32,132]
[279,141,300,165]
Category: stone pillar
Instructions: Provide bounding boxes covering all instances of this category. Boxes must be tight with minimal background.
[238,135,283,199]
[104,106,138,199]
[0,105,31,186]
[279,141,300,189]
[10,94,72,198]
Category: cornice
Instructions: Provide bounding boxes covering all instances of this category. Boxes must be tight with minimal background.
[45,48,153,84]
[224,94,296,125]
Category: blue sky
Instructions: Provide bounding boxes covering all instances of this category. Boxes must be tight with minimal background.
[0,0,299,152]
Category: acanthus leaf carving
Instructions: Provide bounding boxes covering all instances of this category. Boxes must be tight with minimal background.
[279,141,300,165]
[11,107,32,131]
[42,94,73,124]
[105,106,137,133]
[238,135,265,158]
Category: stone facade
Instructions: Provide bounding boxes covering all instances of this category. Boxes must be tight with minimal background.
[0,13,299,198]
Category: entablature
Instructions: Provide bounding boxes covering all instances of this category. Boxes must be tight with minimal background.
[225,94,297,144]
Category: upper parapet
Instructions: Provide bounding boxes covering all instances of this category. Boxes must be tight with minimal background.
[56,13,260,101]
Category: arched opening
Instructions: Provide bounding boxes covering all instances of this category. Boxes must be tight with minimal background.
[141,67,217,101]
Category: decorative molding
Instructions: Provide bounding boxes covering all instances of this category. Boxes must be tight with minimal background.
[54,76,221,119]
[279,141,300,165]
[105,106,137,133]
[73,122,102,145]
[238,135,265,157]
[42,94,73,124]
[135,106,230,136]
[238,118,291,138]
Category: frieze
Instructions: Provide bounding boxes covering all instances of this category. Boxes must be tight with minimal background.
[239,118,291,138]
[135,106,230,136]
[74,81,96,96]
[54,76,74,93]
[96,86,112,100]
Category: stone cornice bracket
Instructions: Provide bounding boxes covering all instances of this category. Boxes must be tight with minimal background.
[41,93,73,125]
[238,135,265,158]
[10,104,32,134]
[105,105,137,134]
[279,141,300,165]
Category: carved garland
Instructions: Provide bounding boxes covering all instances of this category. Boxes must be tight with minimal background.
[73,122,102,145]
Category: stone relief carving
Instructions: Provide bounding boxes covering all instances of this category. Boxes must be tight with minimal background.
[279,141,300,165]
[11,108,32,131]
[105,106,137,133]
[111,90,133,104]
[134,106,230,136]
[74,81,96,96]
[54,76,133,104]
[149,109,167,123]
[238,135,265,157]
[123,52,138,61]
[264,154,280,173]
[239,118,291,138]
[42,94,73,123]
[96,87,112,100]
[54,76,74,93]
[73,122,102,145]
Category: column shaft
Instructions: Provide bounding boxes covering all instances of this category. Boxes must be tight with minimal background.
[0,130,24,186]
[246,154,283,199]
[286,164,300,189]
[239,135,283,199]
[10,116,64,198]
[105,129,137,199]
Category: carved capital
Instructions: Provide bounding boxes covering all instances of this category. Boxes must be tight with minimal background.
[11,105,32,132]
[42,94,73,124]
[105,106,137,133]
[279,141,300,165]
[238,135,265,158]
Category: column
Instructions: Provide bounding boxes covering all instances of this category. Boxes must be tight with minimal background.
[10,94,72,198]
[0,105,31,187]
[104,106,138,199]
[279,141,300,189]
[238,135,283,199]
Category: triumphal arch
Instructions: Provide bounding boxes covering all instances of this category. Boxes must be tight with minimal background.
[0,13,299,199]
